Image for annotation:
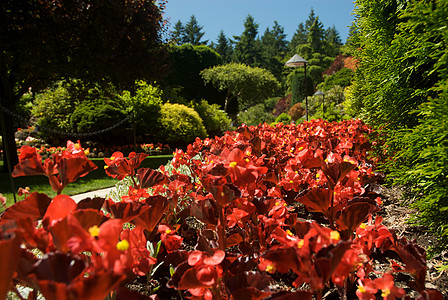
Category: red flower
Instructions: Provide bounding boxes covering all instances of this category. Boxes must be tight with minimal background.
[13,141,97,194]
[104,151,148,180]
[158,224,183,253]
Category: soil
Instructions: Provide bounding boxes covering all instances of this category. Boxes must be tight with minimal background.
[377,185,448,299]
[125,185,448,299]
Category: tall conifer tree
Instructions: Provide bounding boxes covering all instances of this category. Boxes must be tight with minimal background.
[233,15,261,67]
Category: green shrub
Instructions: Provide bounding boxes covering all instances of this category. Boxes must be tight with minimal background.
[384,86,448,252]
[70,99,128,145]
[119,81,163,139]
[192,100,231,137]
[275,113,291,124]
[319,68,353,91]
[159,103,207,147]
[238,104,275,126]
[32,80,77,143]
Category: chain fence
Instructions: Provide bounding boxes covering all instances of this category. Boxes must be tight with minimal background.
[0,105,133,137]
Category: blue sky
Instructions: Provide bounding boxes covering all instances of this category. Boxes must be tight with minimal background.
[163,0,357,44]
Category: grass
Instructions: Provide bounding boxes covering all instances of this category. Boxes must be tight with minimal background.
[1,155,173,207]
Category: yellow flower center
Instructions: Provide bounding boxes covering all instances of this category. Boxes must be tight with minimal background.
[357,285,366,293]
[84,149,90,155]
[359,223,367,229]
[166,229,172,234]
[286,230,293,236]
[266,264,276,273]
[289,180,294,183]
[297,239,304,248]
[298,146,303,151]
[110,156,115,161]
[75,143,81,150]
[229,161,237,168]
[88,225,100,237]
[381,289,391,298]
[116,239,130,251]
[330,230,340,241]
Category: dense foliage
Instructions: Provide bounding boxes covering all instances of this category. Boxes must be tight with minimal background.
[350,0,448,250]
[0,0,168,168]
[192,100,232,137]
[1,120,443,299]
[159,103,207,147]
[201,63,281,112]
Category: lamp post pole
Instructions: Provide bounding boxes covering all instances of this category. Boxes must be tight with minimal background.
[285,54,309,121]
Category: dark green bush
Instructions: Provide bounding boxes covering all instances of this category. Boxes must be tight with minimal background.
[70,99,128,145]
[319,68,353,91]
[159,103,207,147]
[192,100,231,137]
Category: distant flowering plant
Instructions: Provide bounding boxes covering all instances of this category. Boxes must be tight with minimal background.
[0,120,443,299]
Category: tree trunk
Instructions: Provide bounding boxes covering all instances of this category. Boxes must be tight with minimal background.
[0,98,19,172]
[0,61,19,172]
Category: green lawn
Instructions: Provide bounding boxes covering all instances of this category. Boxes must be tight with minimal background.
[1,155,173,207]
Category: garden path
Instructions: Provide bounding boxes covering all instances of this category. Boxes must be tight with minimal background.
[71,187,114,203]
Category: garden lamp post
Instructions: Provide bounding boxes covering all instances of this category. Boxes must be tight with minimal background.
[313,90,325,117]
[285,54,309,121]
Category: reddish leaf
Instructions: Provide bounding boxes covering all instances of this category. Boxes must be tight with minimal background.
[190,199,219,226]
[76,197,105,211]
[322,160,356,188]
[231,287,271,300]
[394,237,428,292]
[268,291,313,300]
[136,168,168,188]
[134,196,170,232]
[58,155,98,185]
[1,192,52,221]
[0,229,21,300]
[226,233,243,248]
[336,201,377,237]
[105,199,151,223]
[32,252,85,284]
[295,188,333,213]
[314,241,351,284]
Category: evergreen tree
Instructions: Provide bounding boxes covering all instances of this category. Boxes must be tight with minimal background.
[260,21,288,79]
[307,17,325,54]
[214,30,233,63]
[305,8,318,32]
[289,23,307,55]
[325,25,343,56]
[233,15,261,67]
[171,20,186,45]
[184,15,207,45]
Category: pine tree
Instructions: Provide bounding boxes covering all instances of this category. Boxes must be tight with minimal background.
[214,30,233,63]
[233,15,261,67]
[171,20,186,45]
[183,15,207,45]
[289,23,307,55]
[325,25,343,56]
[260,21,288,78]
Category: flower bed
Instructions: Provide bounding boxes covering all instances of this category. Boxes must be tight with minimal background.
[0,119,443,299]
